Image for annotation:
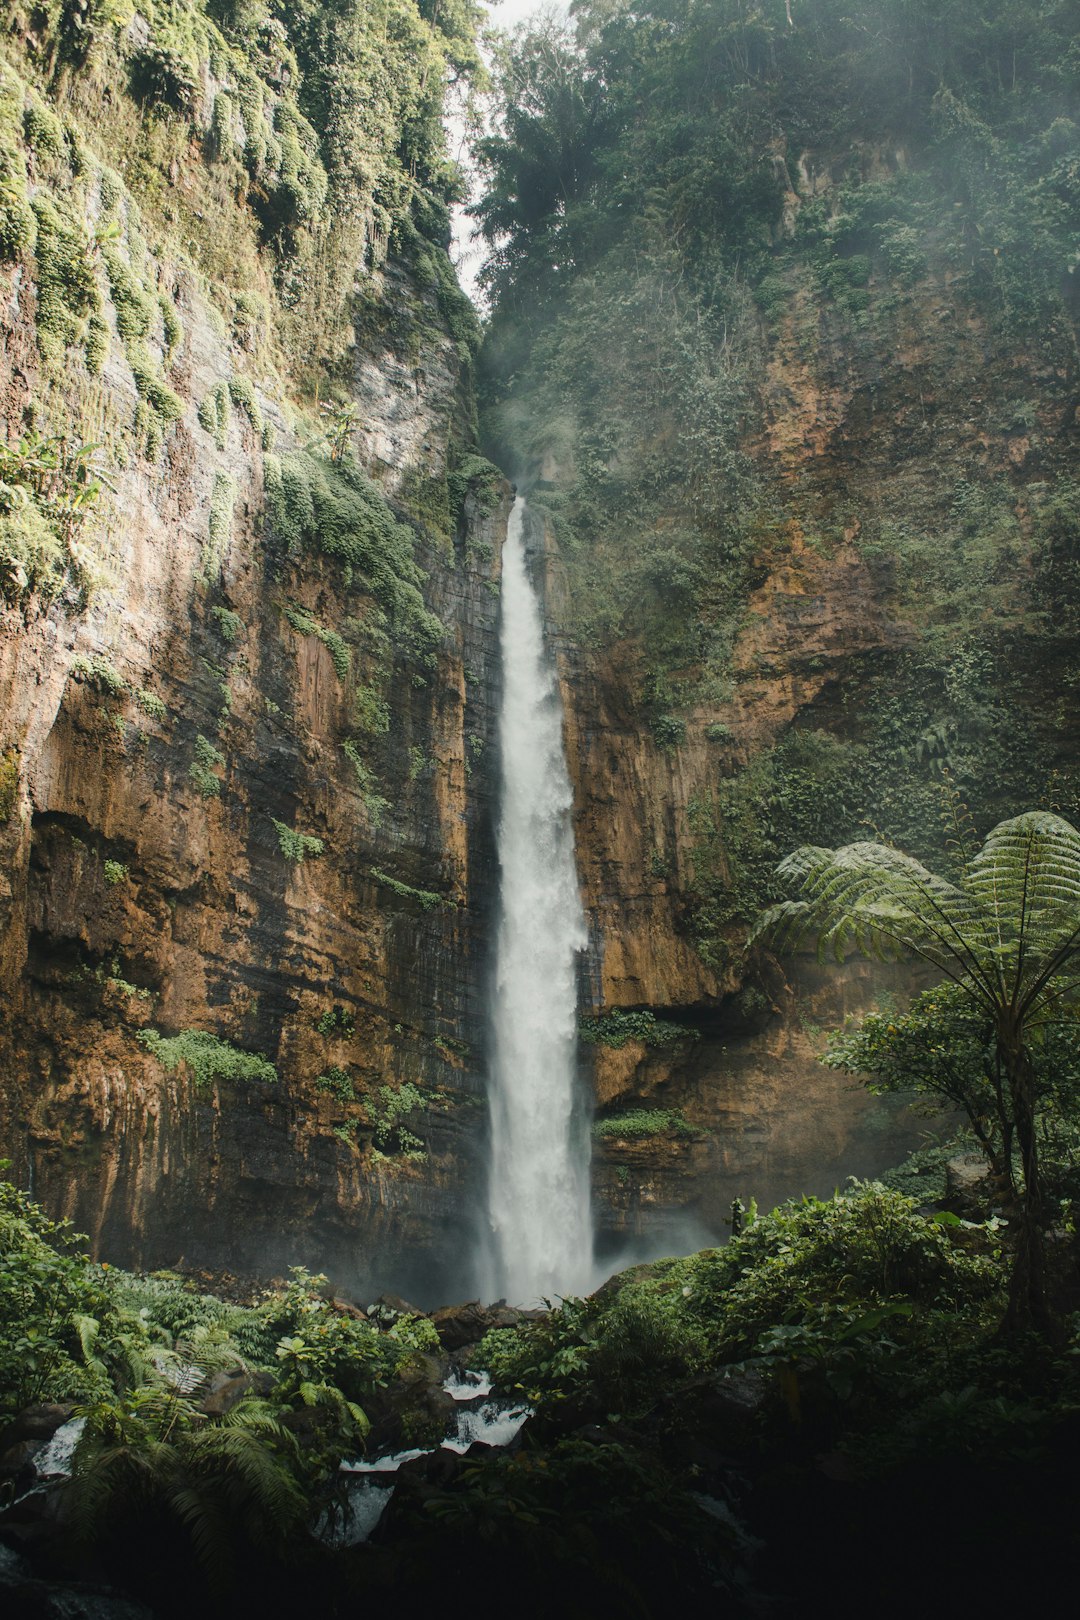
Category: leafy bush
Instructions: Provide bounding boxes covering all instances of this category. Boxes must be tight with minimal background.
[592,1108,697,1141]
[579,1009,697,1049]
[188,733,225,797]
[272,817,324,863]
[137,1028,278,1090]
[316,1067,355,1102]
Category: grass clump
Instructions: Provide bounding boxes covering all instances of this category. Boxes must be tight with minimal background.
[197,383,230,451]
[138,1028,278,1090]
[202,473,235,583]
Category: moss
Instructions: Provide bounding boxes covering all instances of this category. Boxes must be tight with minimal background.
[272,817,324,863]
[31,193,100,361]
[228,375,262,433]
[198,382,230,450]
[138,1028,277,1090]
[203,472,235,583]
[263,449,443,663]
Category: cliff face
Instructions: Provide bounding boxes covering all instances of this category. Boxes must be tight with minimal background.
[0,6,506,1304]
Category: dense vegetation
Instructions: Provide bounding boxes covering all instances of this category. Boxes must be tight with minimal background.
[7,1159,1080,1615]
[474,0,1080,965]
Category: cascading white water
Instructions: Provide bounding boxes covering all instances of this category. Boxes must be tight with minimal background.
[486,494,592,1304]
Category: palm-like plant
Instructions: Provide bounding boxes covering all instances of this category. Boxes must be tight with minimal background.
[753,811,1080,1328]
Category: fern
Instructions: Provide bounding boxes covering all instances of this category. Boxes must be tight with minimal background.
[755,808,1080,1330]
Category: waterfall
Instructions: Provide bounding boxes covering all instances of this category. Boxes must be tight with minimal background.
[486,494,592,1305]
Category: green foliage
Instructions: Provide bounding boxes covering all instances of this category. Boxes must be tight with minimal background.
[197,382,230,451]
[71,652,126,694]
[592,1108,696,1141]
[369,1082,427,1159]
[316,1067,355,1103]
[758,810,1080,1324]
[0,748,18,822]
[0,1179,124,1413]
[210,604,243,643]
[341,738,389,826]
[138,1027,278,1090]
[271,816,324,863]
[263,449,443,663]
[447,453,502,517]
[0,427,111,601]
[102,859,128,886]
[369,867,444,912]
[314,1004,354,1039]
[189,733,224,797]
[579,1008,698,1049]
[282,601,349,680]
[203,472,235,583]
[228,374,263,434]
[133,680,167,716]
[483,1183,1002,1424]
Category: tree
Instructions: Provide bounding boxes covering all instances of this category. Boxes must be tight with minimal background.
[752,811,1080,1330]
[823,981,1080,1198]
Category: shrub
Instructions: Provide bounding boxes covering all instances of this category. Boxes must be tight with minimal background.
[188,734,224,797]
[578,1009,697,1049]
[138,1028,278,1090]
[272,817,324,863]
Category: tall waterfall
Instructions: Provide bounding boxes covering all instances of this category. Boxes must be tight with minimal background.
[487,495,593,1304]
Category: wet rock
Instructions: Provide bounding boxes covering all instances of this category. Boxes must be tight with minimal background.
[0,1409,75,1461]
[369,1294,426,1324]
[197,1369,273,1418]
[944,1153,994,1217]
[430,1299,540,1350]
[365,1352,455,1452]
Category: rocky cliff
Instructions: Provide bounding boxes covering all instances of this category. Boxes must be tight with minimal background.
[0,1,507,1304]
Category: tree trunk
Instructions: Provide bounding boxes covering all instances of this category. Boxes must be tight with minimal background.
[1000,1038,1053,1336]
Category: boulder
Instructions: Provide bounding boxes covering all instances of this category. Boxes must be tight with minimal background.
[197,1369,274,1418]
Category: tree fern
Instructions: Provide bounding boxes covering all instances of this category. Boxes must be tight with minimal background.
[754,810,1080,1330]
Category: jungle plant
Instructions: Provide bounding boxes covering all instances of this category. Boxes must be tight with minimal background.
[137,1028,278,1090]
[754,811,1080,1329]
